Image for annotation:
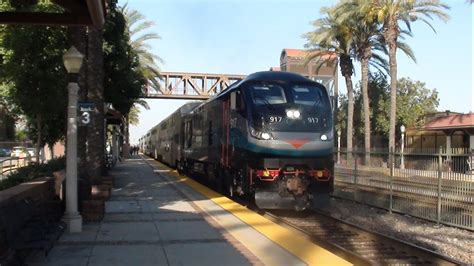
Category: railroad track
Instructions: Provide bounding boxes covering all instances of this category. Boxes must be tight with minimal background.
[259,208,462,265]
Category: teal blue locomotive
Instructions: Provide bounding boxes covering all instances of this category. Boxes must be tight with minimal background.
[144,71,334,210]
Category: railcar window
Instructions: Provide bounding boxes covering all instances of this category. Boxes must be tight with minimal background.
[251,84,286,105]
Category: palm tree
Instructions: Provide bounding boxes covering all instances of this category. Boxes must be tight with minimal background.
[87,27,105,180]
[362,0,449,151]
[303,8,356,154]
[121,4,162,82]
[120,4,161,152]
[334,0,388,164]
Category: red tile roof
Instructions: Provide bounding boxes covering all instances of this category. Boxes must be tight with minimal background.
[282,48,336,60]
[422,113,474,130]
[284,49,306,57]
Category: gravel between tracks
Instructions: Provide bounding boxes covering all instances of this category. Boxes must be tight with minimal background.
[316,198,474,265]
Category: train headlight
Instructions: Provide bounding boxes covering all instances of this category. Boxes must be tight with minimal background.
[250,127,273,140]
[286,110,301,119]
[320,131,333,141]
[261,132,271,140]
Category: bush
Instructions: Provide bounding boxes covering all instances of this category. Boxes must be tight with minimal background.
[0,157,66,190]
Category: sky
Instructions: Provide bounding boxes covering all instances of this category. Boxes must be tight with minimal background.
[118,0,473,145]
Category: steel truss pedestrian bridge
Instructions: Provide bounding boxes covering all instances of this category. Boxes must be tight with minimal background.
[144,72,246,100]
[143,71,336,100]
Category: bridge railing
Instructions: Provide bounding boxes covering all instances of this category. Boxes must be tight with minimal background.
[333,148,474,230]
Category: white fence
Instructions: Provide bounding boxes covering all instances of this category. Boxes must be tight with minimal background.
[333,148,474,230]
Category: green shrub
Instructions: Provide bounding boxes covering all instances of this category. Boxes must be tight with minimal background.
[0,157,66,190]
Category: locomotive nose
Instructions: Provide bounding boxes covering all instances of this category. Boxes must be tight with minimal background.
[269,132,330,150]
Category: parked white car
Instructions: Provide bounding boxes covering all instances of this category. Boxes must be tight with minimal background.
[10,146,30,158]
[27,148,36,157]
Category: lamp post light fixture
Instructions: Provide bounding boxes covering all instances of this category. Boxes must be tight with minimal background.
[63,46,84,233]
[400,125,406,170]
[337,129,341,165]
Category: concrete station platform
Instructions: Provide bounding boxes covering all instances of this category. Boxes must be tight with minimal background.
[27,156,351,266]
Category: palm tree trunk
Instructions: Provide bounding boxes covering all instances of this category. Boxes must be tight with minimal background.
[86,27,105,182]
[345,75,354,155]
[387,30,398,153]
[123,115,130,158]
[333,76,339,143]
[361,56,371,165]
[36,115,41,164]
[340,55,354,158]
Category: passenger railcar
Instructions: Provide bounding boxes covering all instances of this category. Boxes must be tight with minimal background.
[144,71,334,210]
[147,102,201,167]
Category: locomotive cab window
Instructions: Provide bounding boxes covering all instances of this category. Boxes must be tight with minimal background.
[248,82,332,133]
[292,86,324,106]
[251,84,287,105]
[231,90,245,112]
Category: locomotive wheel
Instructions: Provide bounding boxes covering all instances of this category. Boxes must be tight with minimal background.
[224,170,235,198]
[176,161,183,175]
[227,181,235,198]
[215,169,225,194]
[228,180,235,198]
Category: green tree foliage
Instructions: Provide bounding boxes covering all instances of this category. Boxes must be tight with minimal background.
[378,77,439,132]
[337,74,439,147]
[128,99,149,126]
[15,129,28,142]
[0,3,68,158]
[103,0,146,116]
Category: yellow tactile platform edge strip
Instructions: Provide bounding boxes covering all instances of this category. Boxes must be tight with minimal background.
[145,158,351,266]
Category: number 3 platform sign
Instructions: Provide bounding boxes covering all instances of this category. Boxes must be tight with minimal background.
[78,101,95,126]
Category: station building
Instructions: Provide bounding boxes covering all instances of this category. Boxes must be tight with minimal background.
[271,48,338,99]
[406,111,474,152]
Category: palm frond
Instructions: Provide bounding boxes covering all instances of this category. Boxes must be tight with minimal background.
[397,41,416,63]
[120,4,162,82]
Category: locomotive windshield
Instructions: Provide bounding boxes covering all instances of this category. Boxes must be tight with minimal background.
[247,82,332,132]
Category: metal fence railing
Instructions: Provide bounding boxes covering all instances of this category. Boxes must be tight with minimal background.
[333,148,474,231]
[0,156,33,181]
